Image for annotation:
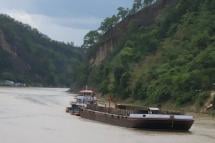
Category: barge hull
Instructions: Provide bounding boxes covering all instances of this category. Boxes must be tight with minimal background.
[80,109,193,131]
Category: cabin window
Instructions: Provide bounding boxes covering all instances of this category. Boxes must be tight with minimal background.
[148,111,152,114]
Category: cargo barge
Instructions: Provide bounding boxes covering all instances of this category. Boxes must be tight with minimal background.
[80,105,193,131]
[66,89,194,131]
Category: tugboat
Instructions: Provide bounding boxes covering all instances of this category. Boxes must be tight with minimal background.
[66,89,194,131]
[66,89,97,116]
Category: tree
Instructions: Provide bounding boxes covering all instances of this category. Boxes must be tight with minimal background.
[143,0,154,7]
[117,7,129,20]
[132,0,142,12]
[82,30,100,48]
[99,15,119,33]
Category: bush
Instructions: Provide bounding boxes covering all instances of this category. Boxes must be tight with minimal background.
[176,92,194,106]
[195,91,209,107]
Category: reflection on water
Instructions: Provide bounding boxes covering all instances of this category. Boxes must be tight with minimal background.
[0,87,214,143]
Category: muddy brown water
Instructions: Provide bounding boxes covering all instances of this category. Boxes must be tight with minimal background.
[0,87,214,143]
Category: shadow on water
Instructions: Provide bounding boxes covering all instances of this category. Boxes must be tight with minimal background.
[132,128,193,136]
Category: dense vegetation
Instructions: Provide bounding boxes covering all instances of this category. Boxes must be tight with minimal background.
[0,0,214,108]
[0,14,87,87]
[82,0,156,50]
[85,0,215,107]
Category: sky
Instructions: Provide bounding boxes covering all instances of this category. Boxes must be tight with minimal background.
[0,0,133,46]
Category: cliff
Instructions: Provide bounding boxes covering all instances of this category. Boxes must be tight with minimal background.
[92,0,177,65]
[87,0,215,108]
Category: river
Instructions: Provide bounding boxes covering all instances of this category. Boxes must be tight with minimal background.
[0,87,214,143]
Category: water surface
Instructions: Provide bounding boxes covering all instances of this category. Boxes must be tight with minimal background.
[0,87,214,143]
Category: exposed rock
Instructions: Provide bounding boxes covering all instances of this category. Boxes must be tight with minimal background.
[204,92,215,112]
[92,0,177,65]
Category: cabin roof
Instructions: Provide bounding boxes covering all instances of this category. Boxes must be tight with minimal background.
[80,90,94,94]
[149,107,160,111]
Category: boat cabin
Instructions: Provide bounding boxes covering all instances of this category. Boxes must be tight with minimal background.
[75,90,97,105]
[148,107,160,114]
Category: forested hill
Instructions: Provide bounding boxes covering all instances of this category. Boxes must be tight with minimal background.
[85,0,215,107]
[0,14,86,87]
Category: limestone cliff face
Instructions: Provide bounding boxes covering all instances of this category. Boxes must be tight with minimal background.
[92,0,177,65]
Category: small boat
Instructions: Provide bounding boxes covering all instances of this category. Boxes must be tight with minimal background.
[66,89,194,131]
[66,88,97,116]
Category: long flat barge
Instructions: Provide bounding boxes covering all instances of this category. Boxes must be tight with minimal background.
[80,105,194,131]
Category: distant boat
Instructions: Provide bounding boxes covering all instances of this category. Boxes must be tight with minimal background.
[66,89,194,131]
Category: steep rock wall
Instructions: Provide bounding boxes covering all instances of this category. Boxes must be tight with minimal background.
[92,0,177,65]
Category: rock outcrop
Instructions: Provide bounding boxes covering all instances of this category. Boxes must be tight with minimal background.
[92,0,177,65]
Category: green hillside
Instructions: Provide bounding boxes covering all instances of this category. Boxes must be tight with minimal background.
[86,0,215,107]
[0,14,87,87]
